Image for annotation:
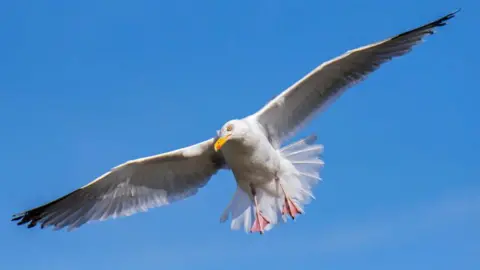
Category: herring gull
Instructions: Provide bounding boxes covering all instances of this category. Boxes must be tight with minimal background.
[12,10,458,234]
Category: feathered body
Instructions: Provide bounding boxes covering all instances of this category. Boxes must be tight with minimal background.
[218,118,324,232]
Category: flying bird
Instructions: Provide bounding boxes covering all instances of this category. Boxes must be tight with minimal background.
[12,10,458,234]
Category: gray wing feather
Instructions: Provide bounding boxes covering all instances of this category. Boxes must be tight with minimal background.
[251,10,458,144]
[12,138,225,231]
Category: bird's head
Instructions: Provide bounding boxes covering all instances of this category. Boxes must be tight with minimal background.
[214,119,250,152]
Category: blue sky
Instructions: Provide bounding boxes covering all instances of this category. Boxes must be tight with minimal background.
[1,0,479,269]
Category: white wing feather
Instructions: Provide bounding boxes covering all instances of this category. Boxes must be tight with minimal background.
[251,10,458,144]
[12,138,225,231]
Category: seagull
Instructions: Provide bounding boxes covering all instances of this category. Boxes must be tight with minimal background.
[12,10,458,234]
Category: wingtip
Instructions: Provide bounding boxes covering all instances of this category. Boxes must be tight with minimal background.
[11,210,43,228]
[451,8,462,15]
[435,9,460,26]
[392,9,459,41]
[11,212,27,224]
[445,8,461,20]
[442,9,461,22]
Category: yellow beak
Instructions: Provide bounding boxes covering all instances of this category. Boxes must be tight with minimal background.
[214,135,231,152]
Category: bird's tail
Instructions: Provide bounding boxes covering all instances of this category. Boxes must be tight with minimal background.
[256,134,324,230]
[278,134,324,208]
[219,135,324,233]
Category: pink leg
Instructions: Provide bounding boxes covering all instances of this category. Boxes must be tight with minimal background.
[250,210,270,234]
[280,184,303,220]
[249,185,270,234]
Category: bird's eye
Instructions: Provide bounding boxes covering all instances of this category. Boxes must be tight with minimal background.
[226,124,233,132]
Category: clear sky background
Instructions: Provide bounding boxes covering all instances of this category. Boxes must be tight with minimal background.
[1,1,479,269]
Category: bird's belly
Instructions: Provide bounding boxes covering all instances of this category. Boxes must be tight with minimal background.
[226,150,280,189]
[233,166,274,186]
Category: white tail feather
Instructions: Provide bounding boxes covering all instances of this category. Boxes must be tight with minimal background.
[291,160,325,166]
[219,187,253,232]
[298,172,322,182]
[220,135,324,233]
[260,135,323,228]
[283,145,324,160]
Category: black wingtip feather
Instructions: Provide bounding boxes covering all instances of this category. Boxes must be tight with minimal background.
[432,9,460,25]
[11,189,79,229]
[439,9,461,24]
[27,222,37,228]
[13,212,41,228]
[11,215,22,221]
[395,9,460,40]
[12,210,43,228]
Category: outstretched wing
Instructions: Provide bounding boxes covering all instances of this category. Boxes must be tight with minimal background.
[251,10,458,144]
[12,138,225,231]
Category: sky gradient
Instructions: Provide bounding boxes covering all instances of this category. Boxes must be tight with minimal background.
[1,1,479,269]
